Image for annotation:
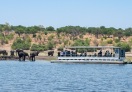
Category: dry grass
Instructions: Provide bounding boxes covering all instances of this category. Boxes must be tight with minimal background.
[126,56,132,61]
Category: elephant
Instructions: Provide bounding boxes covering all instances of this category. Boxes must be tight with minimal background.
[16,49,23,56]
[18,51,29,61]
[48,51,54,56]
[10,50,15,57]
[30,51,39,61]
[0,50,8,56]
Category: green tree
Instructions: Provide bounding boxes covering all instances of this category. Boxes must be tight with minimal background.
[12,38,31,50]
[116,42,131,52]
[46,26,55,31]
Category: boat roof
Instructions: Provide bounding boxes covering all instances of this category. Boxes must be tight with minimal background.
[65,46,120,49]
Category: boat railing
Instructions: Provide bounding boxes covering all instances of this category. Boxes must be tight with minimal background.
[58,54,116,57]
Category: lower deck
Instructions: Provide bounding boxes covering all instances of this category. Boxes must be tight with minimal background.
[51,60,126,64]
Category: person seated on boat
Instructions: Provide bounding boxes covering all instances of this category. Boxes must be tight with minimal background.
[110,53,112,57]
[70,51,73,56]
[113,54,115,57]
[105,50,110,57]
[84,52,87,56]
[63,50,67,56]
[58,51,60,56]
[107,50,110,57]
[75,51,78,56]
[98,50,102,57]
[94,53,97,57]
[66,50,70,56]
[74,51,77,57]
[80,53,83,56]
[60,51,63,56]
[104,51,107,57]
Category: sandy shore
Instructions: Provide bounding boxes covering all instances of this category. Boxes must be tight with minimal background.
[0,56,57,61]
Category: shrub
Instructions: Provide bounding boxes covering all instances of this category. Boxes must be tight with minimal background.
[107,39,113,44]
[47,41,54,50]
[30,44,47,51]
[44,31,48,35]
[72,38,90,46]
[58,46,63,51]
[116,42,131,52]
[48,35,54,41]
[6,33,14,40]
[114,38,120,43]
[11,38,31,50]
[33,34,36,38]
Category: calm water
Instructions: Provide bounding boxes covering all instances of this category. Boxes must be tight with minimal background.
[0,60,132,92]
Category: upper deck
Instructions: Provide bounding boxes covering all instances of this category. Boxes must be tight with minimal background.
[57,46,125,61]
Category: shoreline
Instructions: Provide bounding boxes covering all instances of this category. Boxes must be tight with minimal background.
[0,56,57,61]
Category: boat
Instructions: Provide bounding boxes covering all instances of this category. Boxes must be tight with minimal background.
[51,46,127,64]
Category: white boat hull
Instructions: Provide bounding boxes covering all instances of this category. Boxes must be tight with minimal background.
[51,60,126,64]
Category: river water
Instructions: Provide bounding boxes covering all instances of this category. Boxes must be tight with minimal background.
[0,60,132,92]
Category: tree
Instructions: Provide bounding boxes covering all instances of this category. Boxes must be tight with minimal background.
[46,26,55,31]
[116,42,131,52]
[15,25,26,36]
[11,38,31,50]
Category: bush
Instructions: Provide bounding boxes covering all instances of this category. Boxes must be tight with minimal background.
[114,38,120,43]
[58,46,63,51]
[11,38,31,50]
[6,33,14,40]
[107,39,113,44]
[4,38,8,44]
[48,35,54,41]
[47,41,54,50]
[116,42,131,52]
[44,31,48,35]
[72,38,90,46]
[30,44,47,51]
[33,34,36,38]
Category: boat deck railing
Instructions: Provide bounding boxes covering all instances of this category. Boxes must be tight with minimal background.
[58,54,116,57]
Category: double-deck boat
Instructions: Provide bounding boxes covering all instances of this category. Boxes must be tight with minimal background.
[51,46,127,64]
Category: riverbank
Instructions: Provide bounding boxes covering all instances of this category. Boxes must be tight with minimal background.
[0,55,132,63]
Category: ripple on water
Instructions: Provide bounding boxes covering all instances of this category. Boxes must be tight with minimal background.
[0,61,132,92]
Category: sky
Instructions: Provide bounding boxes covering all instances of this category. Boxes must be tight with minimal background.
[0,0,132,29]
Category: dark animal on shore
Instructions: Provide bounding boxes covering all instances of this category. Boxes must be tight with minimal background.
[16,49,23,56]
[0,50,8,56]
[48,51,54,56]
[18,51,29,61]
[30,51,39,61]
[10,50,15,57]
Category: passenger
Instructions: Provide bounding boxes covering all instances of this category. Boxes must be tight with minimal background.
[98,50,102,57]
[110,53,112,57]
[84,52,87,56]
[63,51,66,56]
[75,51,77,56]
[58,52,60,56]
[80,53,83,56]
[71,51,73,56]
[107,51,110,57]
[60,51,63,56]
[67,51,70,56]
[104,51,107,57]
[94,53,97,57]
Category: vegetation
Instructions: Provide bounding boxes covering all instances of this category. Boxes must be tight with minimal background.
[0,23,132,51]
[31,44,47,51]
[116,42,131,52]
[11,38,31,50]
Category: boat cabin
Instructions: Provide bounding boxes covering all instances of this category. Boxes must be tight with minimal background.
[57,46,125,62]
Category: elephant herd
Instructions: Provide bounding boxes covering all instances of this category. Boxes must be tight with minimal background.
[0,49,54,61]
[0,49,39,61]
[16,49,40,61]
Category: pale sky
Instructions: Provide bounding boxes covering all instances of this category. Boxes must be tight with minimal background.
[0,0,132,29]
